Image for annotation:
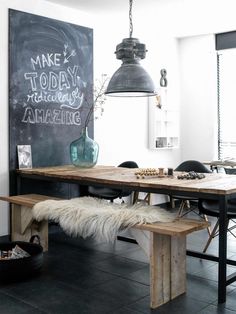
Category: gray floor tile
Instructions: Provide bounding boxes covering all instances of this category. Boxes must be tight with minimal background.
[198,304,236,313]
[93,255,147,277]
[128,295,209,314]
[0,220,236,313]
[0,291,48,314]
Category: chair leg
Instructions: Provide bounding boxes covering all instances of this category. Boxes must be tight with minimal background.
[144,193,151,205]
[203,219,219,253]
[177,200,188,217]
[133,191,151,205]
[170,195,175,209]
[203,214,211,236]
[132,191,139,204]
[227,219,236,237]
[186,200,190,208]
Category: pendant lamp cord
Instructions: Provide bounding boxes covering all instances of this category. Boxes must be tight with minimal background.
[129,0,133,38]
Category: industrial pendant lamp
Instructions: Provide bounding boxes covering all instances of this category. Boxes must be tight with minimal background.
[105,0,157,97]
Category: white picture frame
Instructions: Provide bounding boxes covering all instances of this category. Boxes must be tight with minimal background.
[17,145,32,169]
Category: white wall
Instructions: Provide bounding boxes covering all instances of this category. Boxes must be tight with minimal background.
[92,11,181,168]
[178,34,218,161]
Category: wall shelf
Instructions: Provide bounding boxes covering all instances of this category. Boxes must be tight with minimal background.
[148,91,179,150]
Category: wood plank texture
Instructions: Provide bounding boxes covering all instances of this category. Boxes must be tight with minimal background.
[0,194,61,208]
[4,196,55,251]
[21,206,33,234]
[150,233,171,308]
[170,235,186,299]
[16,165,236,195]
[0,194,209,236]
[11,203,49,251]
[134,218,209,236]
[149,234,187,308]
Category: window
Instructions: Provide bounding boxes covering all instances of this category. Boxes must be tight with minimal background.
[216,31,236,160]
[217,50,236,159]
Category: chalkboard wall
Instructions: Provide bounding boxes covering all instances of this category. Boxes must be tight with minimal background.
[9,9,93,196]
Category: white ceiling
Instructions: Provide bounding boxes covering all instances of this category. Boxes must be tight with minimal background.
[45,0,161,13]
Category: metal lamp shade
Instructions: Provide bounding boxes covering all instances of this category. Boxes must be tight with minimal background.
[105,61,156,97]
[105,37,157,97]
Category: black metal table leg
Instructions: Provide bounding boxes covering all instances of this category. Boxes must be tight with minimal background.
[218,195,228,303]
[16,174,22,195]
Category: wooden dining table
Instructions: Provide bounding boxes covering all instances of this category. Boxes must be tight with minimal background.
[16,164,236,305]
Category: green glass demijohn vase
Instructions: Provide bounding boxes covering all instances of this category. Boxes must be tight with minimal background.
[70,127,99,168]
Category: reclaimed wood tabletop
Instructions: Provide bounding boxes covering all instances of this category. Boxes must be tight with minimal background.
[17,165,236,195]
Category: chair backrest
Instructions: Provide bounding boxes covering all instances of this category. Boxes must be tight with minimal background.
[224,167,236,175]
[118,161,138,168]
[117,161,138,198]
[175,160,211,173]
[88,160,139,200]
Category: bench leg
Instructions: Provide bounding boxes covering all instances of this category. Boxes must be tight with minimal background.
[11,204,48,251]
[150,233,186,308]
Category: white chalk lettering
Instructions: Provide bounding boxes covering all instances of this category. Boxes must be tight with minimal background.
[49,72,59,91]
[31,53,61,70]
[72,111,81,124]
[53,110,64,124]
[44,109,54,123]
[40,72,48,89]
[35,109,44,123]
[30,56,42,70]
[24,72,38,91]
[21,107,81,125]
[59,71,70,89]
[54,53,61,66]
[26,87,83,109]
[22,107,35,123]
[24,67,79,91]
[67,66,79,87]
[23,48,86,124]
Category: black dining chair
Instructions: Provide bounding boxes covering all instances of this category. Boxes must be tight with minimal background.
[224,167,236,175]
[199,167,236,252]
[171,160,212,217]
[87,161,138,202]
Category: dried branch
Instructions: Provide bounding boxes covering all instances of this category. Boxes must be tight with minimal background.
[83,74,109,128]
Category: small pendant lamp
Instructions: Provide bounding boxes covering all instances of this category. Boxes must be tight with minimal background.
[105,0,157,97]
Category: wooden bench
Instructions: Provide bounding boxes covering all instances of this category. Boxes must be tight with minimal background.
[131,220,208,308]
[0,194,61,252]
[0,194,209,309]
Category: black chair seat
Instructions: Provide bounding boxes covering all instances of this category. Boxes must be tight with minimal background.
[87,186,121,200]
[224,168,236,175]
[199,197,236,252]
[199,199,236,219]
[87,161,138,202]
[199,169,236,252]
[175,160,211,173]
[171,160,211,217]
[173,161,211,202]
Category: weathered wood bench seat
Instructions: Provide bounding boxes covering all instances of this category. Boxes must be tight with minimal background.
[0,194,209,309]
[0,194,61,252]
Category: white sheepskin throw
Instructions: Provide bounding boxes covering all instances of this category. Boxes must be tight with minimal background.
[32,197,175,242]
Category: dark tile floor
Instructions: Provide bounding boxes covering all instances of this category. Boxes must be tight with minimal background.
[0,214,236,313]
